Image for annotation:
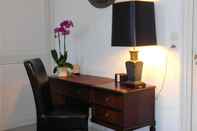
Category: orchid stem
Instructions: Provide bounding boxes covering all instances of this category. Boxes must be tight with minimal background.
[58,32,61,56]
[64,35,66,52]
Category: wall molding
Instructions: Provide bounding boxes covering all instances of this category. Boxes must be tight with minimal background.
[0,51,49,65]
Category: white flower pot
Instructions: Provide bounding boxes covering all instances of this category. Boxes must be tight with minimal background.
[57,67,68,77]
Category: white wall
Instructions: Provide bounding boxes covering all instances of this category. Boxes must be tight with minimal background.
[50,0,183,131]
[0,0,50,130]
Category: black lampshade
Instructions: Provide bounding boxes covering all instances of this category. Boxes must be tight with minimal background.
[112,1,157,47]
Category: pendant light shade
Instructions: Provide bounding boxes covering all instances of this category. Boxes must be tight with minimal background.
[112,1,157,47]
[88,0,115,8]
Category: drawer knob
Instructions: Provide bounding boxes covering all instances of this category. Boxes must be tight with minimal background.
[105,97,110,102]
[105,113,110,118]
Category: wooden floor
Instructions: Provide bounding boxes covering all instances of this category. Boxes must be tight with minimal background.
[6,125,36,131]
[5,124,100,131]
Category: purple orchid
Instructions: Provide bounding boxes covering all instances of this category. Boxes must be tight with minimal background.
[60,20,74,28]
[53,19,74,56]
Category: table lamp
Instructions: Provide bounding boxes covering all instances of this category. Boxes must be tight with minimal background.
[112,1,157,87]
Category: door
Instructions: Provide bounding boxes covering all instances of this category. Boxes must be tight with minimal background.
[192,0,197,130]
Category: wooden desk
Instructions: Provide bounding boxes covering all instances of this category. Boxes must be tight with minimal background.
[49,75,155,131]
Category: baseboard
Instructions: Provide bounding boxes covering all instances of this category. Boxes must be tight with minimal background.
[2,119,36,131]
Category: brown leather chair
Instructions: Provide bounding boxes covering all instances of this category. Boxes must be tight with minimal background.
[24,58,89,131]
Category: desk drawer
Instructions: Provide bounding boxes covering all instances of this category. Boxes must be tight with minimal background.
[50,80,70,95]
[94,91,123,110]
[92,106,122,126]
[68,86,89,102]
[51,83,90,103]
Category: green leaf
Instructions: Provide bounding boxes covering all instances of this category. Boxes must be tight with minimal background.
[53,66,58,74]
[65,62,73,69]
[51,49,59,64]
[58,55,65,67]
[63,51,68,61]
[51,50,70,69]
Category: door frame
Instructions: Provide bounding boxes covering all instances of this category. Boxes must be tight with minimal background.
[182,0,194,131]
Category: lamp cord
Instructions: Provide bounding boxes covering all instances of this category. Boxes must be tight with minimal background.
[156,51,169,100]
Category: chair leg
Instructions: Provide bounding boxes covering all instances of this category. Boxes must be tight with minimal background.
[83,128,88,131]
[37,124,46,131]
[37,122,45,131]
[37,119,52,131]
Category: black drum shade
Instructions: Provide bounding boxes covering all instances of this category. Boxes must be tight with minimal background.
[112,1,157,47]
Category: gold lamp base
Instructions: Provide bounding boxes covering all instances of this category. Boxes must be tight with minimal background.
[124,49,145,88]
[129,50,139,61]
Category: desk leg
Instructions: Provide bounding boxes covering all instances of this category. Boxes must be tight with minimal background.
[150,125,155,131]
[150,120,156,131]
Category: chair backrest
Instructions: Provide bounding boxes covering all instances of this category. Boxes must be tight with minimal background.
[24,58,52,116]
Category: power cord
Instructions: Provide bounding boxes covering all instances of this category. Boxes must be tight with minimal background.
[156,49,169,100]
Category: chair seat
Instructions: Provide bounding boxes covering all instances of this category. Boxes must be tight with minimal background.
[40,106,88,130]
[43,106,88,119]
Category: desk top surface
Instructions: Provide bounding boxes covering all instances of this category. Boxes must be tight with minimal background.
[50,74,155,94]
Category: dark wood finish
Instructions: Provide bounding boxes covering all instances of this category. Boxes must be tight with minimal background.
[49,74,156,131]
[93,90,123,110]
[92,106,122,126]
